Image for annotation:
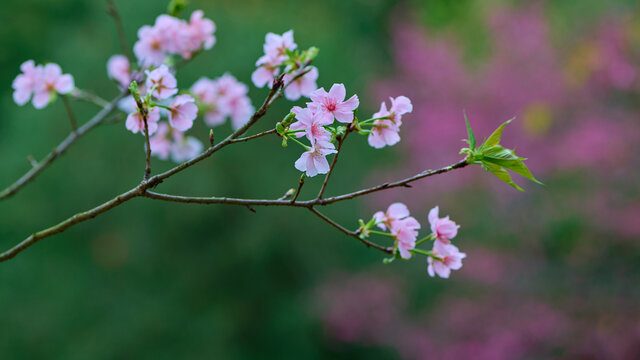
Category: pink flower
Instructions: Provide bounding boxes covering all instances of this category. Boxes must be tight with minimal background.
[170,133,203,162]
[134,25,167,66]
[289,106,332,142]
[428,206,460,246]
[264,30,297,62]
[390,216,421,259]
[190,74,253,128]
[309,84,359,123]
[228,96,254,130]
[32,63,75,109]
[145,65,178,99]
[373,203,410,231]
[252,55,281,88]
[126,106,160,135]
[294,139,337,177]
[367,96,412,149]
[107,55,131,88]
[368,103,400,149]
[169,95,198,131]
[188,10,216,51]
[149,123,172,160]
[427,243,466,279]
[283,66,319,100]
[12,60,42,106]
[191,77,217,104]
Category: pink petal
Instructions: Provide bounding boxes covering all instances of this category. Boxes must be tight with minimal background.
[328,83,346,102]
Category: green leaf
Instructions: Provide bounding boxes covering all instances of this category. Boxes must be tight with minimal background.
[483,162,524,191]
[481,145,543,184]
[464,111,476,149]
[483,117,514,148]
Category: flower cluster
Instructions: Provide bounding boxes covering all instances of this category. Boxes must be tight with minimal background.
[275,82,414,176]
[134,10,215,67]
[148,123,203,163]
[367,96,412,149]
[190,74,254,130]
[251,30,319,101]
[123,65,201,162]
[365,203,466,279]
[284,83,358,177]
[12,60,74,109]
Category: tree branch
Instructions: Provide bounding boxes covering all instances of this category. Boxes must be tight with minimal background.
[317,126,351,199]
[307,207,392,254]
[106,0,132,61]
[61,95,78,133]
[228,128,277,144]
[0,91,127,202]
[70,89,111,108]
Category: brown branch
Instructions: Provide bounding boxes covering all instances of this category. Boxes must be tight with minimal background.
[0,91,127,202]
[228,128,277,144]
[291,174,306,203]
[308,207,392,254]
[317,126,351,199]
[142,115,152,180]
[70,89,111,108]
[142,160,469,209]
[0,186,144,262]
[61,95,77,133]
[106,0,132,61]
[315,159,469,206]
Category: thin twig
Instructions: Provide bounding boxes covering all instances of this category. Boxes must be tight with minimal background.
[317,126,351,199]
[308,207,392,254]
[70,89,111,108]
[0,91,127,202]
[142,115,152,180]
[291,174,306,203]
[315,159,469,206]
[229,128,277,144]
[106,0,132,61]
[61,95,78,133]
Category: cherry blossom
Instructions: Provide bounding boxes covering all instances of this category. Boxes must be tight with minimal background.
[263,30,297,62]
[373,203,410,231]
[133,12,216,66]
[145,65,178,100]
[134,25,167,66]
[283,66,318,101]
[187,10,216,51]
[169,95,198,131]
[367,96,412,149]
[391,216,421,259]
[170,133,203,162]
[107,55,131,88]
[251,55,281,88]
[125,106,160,135]
[149,123,172,160]
[428,206,460,246]
[427,243,466,278]
[191,74,253,129]
[31,63,75,109]
[12,60,42,106]
[309,83,359,124]
[294,139,337,177]
[289,105,331,142]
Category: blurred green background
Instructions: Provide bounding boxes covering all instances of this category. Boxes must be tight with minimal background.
[1,0,639,359]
